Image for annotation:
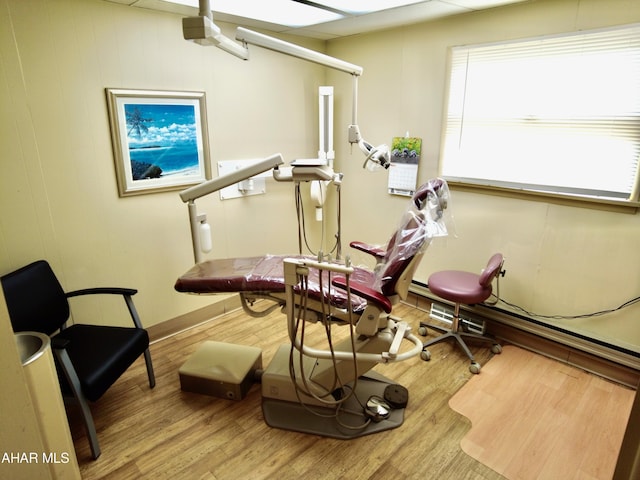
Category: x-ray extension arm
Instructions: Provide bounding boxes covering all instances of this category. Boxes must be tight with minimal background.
[180,153,284,263]
[235,28,390,168]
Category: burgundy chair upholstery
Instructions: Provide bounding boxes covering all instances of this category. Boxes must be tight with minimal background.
[175,178,448,321]
[1,260,155,459]
[419,253,505,374]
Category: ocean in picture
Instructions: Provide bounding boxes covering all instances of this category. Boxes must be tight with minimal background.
[125,103,200,179]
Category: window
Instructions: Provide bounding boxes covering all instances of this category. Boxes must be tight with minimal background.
[441,23,640,204]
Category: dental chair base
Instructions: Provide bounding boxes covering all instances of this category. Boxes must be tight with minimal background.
[261,345,407,439]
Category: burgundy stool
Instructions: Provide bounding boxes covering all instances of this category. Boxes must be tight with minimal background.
[419,253,505,374]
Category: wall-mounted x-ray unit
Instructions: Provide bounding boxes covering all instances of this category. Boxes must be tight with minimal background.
[183,0,390,170]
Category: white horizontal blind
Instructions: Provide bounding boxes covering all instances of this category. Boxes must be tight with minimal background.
[441,24,640,201]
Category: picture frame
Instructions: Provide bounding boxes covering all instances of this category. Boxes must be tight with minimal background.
[106,88,211,196]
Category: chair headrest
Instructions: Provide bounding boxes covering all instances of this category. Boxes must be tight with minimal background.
[375,178,450,296]
[412,178,445,210]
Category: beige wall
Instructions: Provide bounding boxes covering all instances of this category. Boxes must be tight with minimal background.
[0,0,326,329]
[2,0,639,465]
[1,0,638,348]
[327,0,640,353]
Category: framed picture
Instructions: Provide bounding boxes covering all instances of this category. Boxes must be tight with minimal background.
[106,88,211,196]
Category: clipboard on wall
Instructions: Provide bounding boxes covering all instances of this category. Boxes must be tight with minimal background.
[388,136,421,197]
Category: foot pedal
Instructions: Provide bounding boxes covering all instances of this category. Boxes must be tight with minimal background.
[384,384,409,409]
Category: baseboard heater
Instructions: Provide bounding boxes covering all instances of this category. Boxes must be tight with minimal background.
[410,281,640,387]
[428,302,486,335]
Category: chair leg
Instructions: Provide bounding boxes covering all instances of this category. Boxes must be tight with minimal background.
[420,322,448,336]
[422,331,480,362]
[75,393,101,459]
[143,348,156,389]
[452,332,479,363]
[420,303,500,373]
[124,294,156,389]
[53,347,101,459]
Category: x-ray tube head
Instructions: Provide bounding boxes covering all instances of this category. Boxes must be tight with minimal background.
[349,124,390,169]
[360,140,391,170]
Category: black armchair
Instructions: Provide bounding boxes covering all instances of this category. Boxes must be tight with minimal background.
[1,260,155,459]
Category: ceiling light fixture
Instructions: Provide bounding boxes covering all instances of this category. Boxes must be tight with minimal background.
[216,0,343,27]
[308,0,425,15]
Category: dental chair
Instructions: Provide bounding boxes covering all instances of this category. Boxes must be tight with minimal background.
[419,253,505,374]
[175,178,450,438]
[175,179,449,319]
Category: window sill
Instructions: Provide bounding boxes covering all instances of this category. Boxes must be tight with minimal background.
[446,180,640,214]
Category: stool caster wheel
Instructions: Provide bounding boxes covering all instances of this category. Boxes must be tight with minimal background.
[420,350,431,361]
[491,344,503,354]
[469,362,481,374]
[418,326,428,336]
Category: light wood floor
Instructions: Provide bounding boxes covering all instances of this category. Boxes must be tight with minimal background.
[69,302,507,479]
[450,345,634,479]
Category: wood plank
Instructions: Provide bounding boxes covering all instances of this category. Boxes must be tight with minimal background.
[69,302,627,479]
[449,345,635,480]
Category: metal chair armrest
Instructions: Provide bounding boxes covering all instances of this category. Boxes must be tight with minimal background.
[66,287,137,298]
[65,287,144,331]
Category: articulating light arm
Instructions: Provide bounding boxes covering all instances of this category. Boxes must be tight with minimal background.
[179,154,283,203]
[180,153,284,263]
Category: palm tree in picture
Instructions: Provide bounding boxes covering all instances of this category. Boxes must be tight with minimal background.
[126,107,153,138]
